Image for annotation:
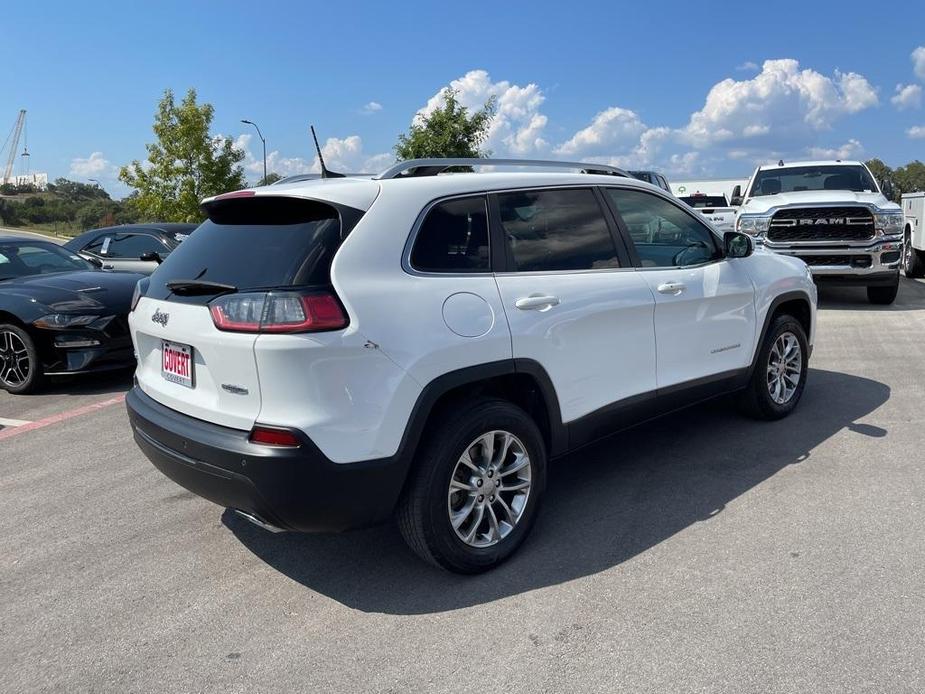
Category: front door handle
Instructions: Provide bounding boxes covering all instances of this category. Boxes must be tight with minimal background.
[657,281,686,295]
[515,295,560,311]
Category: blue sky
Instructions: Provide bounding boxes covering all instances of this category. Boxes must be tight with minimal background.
[3,1,925,196]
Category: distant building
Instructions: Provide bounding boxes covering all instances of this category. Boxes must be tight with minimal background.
[9,172,48,190]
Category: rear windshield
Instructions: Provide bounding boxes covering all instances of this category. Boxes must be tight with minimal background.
[147,197,357,301]
[748,165,877,197]
[680,195,728,208]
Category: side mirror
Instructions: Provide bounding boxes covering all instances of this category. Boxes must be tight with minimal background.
[86,256,103,269]
[140,251,163,264]
[880,179,895,200]
[730,185,743,207]
[724,231,753,259]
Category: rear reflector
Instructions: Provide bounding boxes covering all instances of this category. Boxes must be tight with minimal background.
[249,427,301,447]
[209,290,348,333]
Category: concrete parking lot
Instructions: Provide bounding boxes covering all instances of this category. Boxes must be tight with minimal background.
[1,280,924,693]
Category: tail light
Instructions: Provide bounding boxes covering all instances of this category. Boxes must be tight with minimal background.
[249,426,301,447]
[209,290,348,333]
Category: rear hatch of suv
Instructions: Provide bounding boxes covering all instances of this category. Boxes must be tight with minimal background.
[130,193,368,431]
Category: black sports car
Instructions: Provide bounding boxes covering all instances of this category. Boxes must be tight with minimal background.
[0,237,142,394]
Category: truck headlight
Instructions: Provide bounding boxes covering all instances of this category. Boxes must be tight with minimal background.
[736,215,771,236]
[873,211,904,237]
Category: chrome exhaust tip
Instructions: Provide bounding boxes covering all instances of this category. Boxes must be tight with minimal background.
[233,509,285,533]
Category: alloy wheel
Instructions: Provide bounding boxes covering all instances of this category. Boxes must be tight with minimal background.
[447,430,532,548]
[0,330,32,387]
[766,331,802,405]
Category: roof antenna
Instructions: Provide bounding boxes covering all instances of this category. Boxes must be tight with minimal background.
[778,159,785,167]
[311,125,345,179]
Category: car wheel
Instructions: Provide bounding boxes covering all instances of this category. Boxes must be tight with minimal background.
[739,315,808,420]
[0,324,43,394]
[397,398,547,573]
[867,275,899,305]
[903,229,925,279]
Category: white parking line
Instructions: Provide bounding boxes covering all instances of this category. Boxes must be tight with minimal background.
[0,417,33,427]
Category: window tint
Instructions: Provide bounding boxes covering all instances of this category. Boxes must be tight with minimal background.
[498,188,619,272]
[104,233,166,259]
[0,242,91,280]
[83,235,108,256]
[148,197,352,302]
[410,196,489,272]
[606,188,721,268]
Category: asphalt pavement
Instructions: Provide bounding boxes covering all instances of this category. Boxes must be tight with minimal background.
[1,280,924,693]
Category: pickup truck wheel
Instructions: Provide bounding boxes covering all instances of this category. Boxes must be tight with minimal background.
[903,230,925,278]
[0,324,43,395]
[739,315,808,420]
[397,398,546,573]
[867,275,899,305]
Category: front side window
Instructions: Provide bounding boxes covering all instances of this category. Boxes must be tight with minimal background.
[497,188,619,272]
[410,196,489,273]
[606,188,722,268]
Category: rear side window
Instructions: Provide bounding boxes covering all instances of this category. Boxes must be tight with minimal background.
[104,233,166,259]
[148,197,355,301]
[410,196,489,273]
[497,188,620,272]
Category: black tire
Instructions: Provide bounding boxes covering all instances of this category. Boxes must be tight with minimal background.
[0,323,44,395]
[903,229,925,279]
[867,275,899,305]
[397,398,547,573]
[739,315,808,420]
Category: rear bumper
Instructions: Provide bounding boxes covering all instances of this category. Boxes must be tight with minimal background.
[126,387,409,532]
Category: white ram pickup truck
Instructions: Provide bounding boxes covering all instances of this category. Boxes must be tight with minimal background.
[901,191,925,277]
[733,160,904,304]
[679,192,737,232]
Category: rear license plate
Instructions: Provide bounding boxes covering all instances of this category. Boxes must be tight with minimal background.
[161,340,194,388]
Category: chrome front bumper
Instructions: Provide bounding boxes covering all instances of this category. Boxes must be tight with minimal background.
[762,237,902,277]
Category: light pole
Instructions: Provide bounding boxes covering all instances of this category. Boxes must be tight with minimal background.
[241,119,267,185]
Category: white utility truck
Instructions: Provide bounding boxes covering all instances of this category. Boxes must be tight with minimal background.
[734,160,904,304]
[901,191,925,277]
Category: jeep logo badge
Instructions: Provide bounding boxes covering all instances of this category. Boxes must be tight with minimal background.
[151,309,169,327]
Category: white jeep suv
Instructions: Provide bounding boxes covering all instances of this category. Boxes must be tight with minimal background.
[126,158,817,573]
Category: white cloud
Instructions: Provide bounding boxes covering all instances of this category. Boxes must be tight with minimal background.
[806,139,864,160]
[554,107,647,157]
[69,151,114,178]
[736,61,759,72]
[233,132,392,180]
[913,46,925,81]
[361,101,383,115]
[891,83,922,110]
[419,70,549,156]
[907,125,925,139]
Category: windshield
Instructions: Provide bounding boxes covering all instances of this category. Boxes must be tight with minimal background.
[680,195,728,208]
[629,171,654,184]
[0,241,94,281]
[748,165,878,197]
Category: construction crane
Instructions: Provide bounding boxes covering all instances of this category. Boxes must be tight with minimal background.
[1,110,27,184]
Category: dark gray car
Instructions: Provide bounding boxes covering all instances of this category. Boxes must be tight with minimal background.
[64,223,198,274]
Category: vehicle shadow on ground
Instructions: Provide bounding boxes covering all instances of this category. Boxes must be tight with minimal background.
[40,369,133,396]
[224,368,889,615]
[817,277,925,312]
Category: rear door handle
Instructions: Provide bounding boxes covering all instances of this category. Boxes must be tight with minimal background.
[657,282,686,295]
[515,295,560,311]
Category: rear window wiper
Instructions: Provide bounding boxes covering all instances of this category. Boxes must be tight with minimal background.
[166,279,238,296]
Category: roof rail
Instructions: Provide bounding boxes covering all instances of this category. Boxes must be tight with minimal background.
[375,158,630,180]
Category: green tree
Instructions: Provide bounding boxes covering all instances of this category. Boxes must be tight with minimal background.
[394,89,496,161]
[895,160,925,196]
[865,159,897,200]
[258,172,283,186]
[119,88,245,222]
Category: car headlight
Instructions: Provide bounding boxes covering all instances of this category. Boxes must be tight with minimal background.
[873,211,904,237]
[736,215,771,236]
[33,314,99,329]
